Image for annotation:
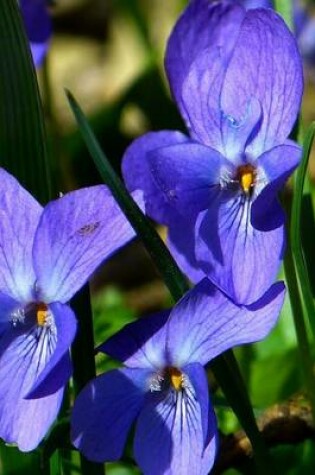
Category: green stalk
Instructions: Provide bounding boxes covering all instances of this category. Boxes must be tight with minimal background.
[291,123,315,339]
[211,354,271,475]
[71,286,105,475]
[67,91,272,473]
[0,1,53,473]
[0,0,51,203]
[284,122,315,422]
[66,90,189,302]
[283,232,315,423]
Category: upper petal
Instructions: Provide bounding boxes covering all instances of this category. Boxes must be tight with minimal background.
[0,168,42,302]
[220,96,263,163]
[71,367,149,462]
[240,0,272,8]
[165,278,285,366]
[33,186,140,303]
[99,310,170,369]
[166,1,245,126]
[122,130,190,224]
[134,362,217,475]
[195,191,285,303]
[20,0,51,66]
[180,9,245,150]
[221,9,303,155]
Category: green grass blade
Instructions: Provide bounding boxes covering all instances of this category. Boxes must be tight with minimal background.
[283,122,315,423]
[291,122,315,339]
[66,89,189,302]
[0,0,51,203]
[71,286,105,475]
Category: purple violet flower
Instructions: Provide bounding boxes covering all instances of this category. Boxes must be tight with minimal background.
[71,278,285,474]
[20,0,51,66]
[122,0,303,304]
[0,168,141,451]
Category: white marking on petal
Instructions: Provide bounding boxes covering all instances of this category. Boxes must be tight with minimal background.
[11,307,25,326]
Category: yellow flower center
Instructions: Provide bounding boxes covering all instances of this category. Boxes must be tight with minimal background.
[36,303,49,326]
[236,164,256,193]
[168,367,183,391]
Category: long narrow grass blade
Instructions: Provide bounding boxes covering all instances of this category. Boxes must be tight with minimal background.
[291,122,315,339]
[282,122,315,423]
[66,89,188,301]
[71,286,105,475]
[301,194,315,296]
[0,0,51,203]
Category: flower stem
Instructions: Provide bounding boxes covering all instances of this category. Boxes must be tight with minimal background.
[71,285,105,475]
[212,352,272,475]
[290,123,315,340]
[283,239,315,423]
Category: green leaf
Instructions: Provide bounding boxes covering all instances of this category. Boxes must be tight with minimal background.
[250,348,301,407]
[0,443,42,475]
[271,441,315,474]
[70,286,105,475]
[66,89,188,302]
[0,1,54,473]
[0,0,51,203]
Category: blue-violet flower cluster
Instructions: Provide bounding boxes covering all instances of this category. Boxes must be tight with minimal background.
[0,1,304,474]
[0,168,140,451]
[122,0,303,304]
[72,278,285,474]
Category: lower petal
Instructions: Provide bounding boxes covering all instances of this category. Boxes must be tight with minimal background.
[0,387,64,452]
[134,364,217,475]
[27,303,76,398]
[167,212,205,284]
[0,303,75,449]
[196,193,285,303]
[0,321,64,450]
[71,367,149,462]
